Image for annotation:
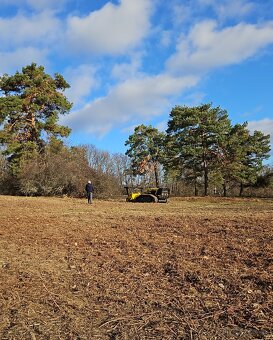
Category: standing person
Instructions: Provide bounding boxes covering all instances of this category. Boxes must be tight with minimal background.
[85,180,94,204]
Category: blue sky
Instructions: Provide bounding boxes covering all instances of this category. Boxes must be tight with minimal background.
[0,0,273,162]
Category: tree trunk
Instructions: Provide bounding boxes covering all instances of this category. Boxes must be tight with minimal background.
[223,181,227,197]
[194,177,198,196]
[154,162,159,187]
[239,182,244,197]
[204,161,208,196]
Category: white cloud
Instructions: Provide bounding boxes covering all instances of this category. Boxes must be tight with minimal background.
[111,53,142,80]
[121,124,138,134]
[0,12,62,48]
[168,0,255,28]
[247,118,273,145]
[62,73,198,135]
[26,0,68,11]
[160,30,172,47]
[64,64,99,107]
[198,0,255,20]
[0,47,48,74]
[172,2,197,26]
[155,120,167,132]
[0,0,68,11]
[166,20,273,75]
[66,0,153,55]
[217,1,254,19]
[183,91,206,106]
[1,0,272,151]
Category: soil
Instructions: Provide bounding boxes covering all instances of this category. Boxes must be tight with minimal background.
[0,195,272,339]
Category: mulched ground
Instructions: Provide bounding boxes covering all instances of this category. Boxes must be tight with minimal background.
[0,195,272,339]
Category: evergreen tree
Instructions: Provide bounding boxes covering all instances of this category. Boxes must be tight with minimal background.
[0,63,72,173]
[166,104,231,195]
[218,123,271,196]
[217,123,249,196]
[125,124,165,187]
[238,129,271,195]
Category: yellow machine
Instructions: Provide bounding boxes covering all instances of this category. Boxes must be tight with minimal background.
[124,186,169,203]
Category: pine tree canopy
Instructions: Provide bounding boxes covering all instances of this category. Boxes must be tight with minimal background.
[0,63,72,170]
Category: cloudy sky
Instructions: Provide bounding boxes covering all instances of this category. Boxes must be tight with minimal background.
[1,0,273,160]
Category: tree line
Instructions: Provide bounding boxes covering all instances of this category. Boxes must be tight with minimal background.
[0,63,272,197]
[0,64,130,197]
[125,105,272,197]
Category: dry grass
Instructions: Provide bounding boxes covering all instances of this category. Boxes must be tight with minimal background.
[0,195,272,339]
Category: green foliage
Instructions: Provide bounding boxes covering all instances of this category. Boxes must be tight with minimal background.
[255,166,273,188]
[166,104,231,195]
[163,103,271,196]
[0,151,9,190]
[216,122,271,195]
[0,63,72,173]
[125,124,165,186]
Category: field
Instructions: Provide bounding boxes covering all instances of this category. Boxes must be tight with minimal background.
[0,195,272,340]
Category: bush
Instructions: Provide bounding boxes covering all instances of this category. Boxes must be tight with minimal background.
[14,146,123,198]
[17,146,93,196]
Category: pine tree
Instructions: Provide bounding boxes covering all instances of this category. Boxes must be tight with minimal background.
[166,104,231,195]
[0,63,72,173]
[217,122,271,196]
[125,124,165,187]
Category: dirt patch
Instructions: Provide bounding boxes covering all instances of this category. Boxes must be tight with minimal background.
[0,196,272,339]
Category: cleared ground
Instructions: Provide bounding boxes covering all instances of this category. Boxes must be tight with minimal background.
[0,195,272,339]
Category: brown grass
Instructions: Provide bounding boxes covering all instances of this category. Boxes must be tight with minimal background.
[0,195,272,339]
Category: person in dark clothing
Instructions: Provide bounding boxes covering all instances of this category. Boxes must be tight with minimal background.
[85,180,94,204]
